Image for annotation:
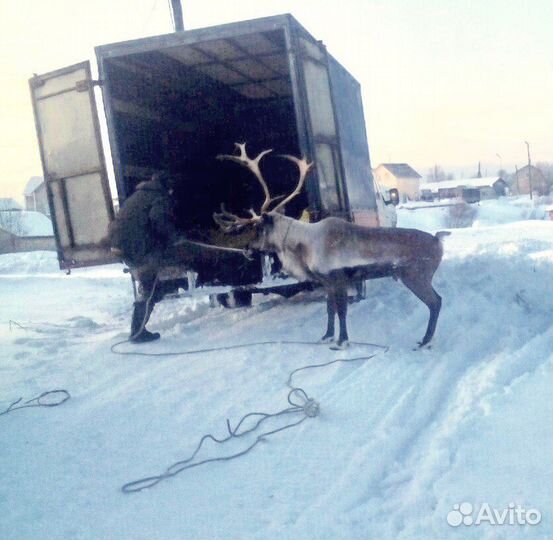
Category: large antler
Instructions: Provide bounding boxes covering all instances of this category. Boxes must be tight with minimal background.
[213,143,313,232]
[271,155,314,213]
[217,143,273,214]
[212,203,259,232]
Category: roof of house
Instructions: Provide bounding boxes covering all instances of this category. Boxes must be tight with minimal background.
[420,177,506,192]
[24,176,44,196]
[0,210,53,237]
[377,163,422,179]
[0,198,23,211]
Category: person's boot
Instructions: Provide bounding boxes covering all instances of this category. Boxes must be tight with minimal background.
[130,301,160,343]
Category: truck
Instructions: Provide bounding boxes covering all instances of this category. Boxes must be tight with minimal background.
[29,14,397,300]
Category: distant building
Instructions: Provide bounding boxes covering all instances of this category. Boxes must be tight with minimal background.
[373,163,422,203]
[510,165,548,196]
[419,177,508,201]
[24,176,50,216]
[0,209,55,254]
[0,198,23,211]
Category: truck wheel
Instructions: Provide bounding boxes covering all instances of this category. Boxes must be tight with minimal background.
[216,289,253,308]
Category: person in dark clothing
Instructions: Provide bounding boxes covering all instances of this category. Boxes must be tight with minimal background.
[108,172,179,343]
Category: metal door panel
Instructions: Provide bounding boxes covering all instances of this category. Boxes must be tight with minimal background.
[34,90,102,176]
[30,61,116,269]
[327,54,377,216]
[297,38,345,215]
[302,59,337,138]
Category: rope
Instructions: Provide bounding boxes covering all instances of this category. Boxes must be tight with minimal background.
[172,238,252,258]
[120,341,388,493]
[8,320,25,331]
[111,338,388,357]
[0,390,70,417]
[8,320,71,331]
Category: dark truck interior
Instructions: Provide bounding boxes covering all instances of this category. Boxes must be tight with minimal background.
[103,28,309,227]
[101,28,311,287]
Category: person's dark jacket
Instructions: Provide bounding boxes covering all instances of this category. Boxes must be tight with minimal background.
[108,177,177,266]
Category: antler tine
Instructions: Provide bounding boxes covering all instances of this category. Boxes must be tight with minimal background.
[271,155,314,213]
[217,143,273,213]
[212,203,260,232]
[219,202,258,221]
[212,213,236,233]
[213,212,247,233]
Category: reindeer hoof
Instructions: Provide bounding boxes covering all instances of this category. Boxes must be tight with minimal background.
[320,336,334,344]
[330,340,349,350]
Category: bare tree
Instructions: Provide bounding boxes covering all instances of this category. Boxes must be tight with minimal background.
[426,165,447,183]
[447,202,477,228]
[0,211,28,236]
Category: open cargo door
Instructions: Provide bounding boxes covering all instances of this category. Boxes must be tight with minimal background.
[29,61,116,270]
[327,55,379,227]
[296,36,348,218]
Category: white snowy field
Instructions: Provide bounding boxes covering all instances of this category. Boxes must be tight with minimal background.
[1,200,552,540]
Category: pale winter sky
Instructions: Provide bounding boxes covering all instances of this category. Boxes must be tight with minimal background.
[1,0,552,200]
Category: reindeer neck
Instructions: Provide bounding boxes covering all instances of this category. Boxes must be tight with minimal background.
[271,214,309,252]
[267,213,313,281]
[281,216,295,246]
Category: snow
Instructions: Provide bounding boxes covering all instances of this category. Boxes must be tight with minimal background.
[1,197,552,539]
[419,176,503,191]
[397,196,551,231]
[0,198,23,211]
[0,210,53,237]
[17,211,53,237]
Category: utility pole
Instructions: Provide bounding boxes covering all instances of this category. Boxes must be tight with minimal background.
[525,140,533,199]
[170,0,184,31]
[515,165,520,194]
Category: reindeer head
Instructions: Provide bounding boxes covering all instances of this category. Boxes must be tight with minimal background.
[213,143,313,250]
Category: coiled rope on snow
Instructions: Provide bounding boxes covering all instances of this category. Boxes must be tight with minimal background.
[0,390,71,417]
[119,340,388,493]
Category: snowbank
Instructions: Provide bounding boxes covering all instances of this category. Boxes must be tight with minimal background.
[1,204,552,540]
[0,210,54,236]
[0,250,126,278]
[398,196,550,232]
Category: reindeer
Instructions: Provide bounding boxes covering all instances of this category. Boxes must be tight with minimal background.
[214,143,448,349]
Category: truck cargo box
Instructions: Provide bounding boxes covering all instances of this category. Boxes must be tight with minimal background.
[30,14,380,286]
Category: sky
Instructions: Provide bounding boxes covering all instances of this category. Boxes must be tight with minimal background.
[1,0,552,200]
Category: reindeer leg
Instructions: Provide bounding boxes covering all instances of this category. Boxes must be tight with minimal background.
[320,289,336,343]
[400,270,442,347]
[334,285,350,349]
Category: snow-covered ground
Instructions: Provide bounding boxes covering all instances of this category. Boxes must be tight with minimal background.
[0,209,53,236]
[1,198,552,540]
[397,195,551,232]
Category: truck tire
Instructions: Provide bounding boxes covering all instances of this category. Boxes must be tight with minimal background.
[216,289,253,308]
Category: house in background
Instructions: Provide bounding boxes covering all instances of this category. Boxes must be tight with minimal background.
[373,164,422,202]
[419,176,508,202]
[510,165,549,196]
[0,207,55,254]
[24,176,50,216]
